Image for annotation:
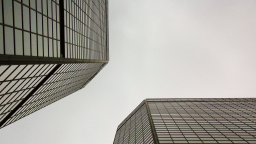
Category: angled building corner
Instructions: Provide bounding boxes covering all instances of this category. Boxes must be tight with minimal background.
[114,98,256,144]
[0,0,109,129]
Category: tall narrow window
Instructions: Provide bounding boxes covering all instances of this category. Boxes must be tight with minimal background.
[15,29,23,55]
[14,2,22,29]
[23,6,30,31]
[4,26,14,55]
[3,0,13,26]
[31,9,37,33]
[0,25,3,54]
[31,34,37,56]
[24,32,30,56]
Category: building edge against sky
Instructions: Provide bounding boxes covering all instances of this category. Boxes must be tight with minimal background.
[114,98,256,144]
[0,0,109,129]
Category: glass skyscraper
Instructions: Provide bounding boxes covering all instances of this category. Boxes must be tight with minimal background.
[0,0,109,129]
[114,98,256,144]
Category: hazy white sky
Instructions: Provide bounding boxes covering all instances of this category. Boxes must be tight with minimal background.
[0,0,256,143]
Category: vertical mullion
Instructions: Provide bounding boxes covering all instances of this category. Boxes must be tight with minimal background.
[145,100,159,144]
[59,0,65,58]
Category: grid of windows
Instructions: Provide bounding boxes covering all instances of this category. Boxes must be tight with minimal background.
[0,0,61,57]
[63,0,108,60]
[0,64,56,126]
[148,99,256,144]
[114,102,154,144]
[0,0,108,129]
[1,63,104,127]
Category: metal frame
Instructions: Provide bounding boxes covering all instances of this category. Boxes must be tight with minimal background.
[145,100,159,144]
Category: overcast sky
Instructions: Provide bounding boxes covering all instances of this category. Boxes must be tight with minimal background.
[1,0,256,144]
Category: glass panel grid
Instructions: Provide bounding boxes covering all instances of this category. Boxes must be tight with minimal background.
[64,0,108,60]
[114,103,154,144]
[148,99,256,144]
[0,0,60,57]
[2,63,104,127]
[0,64,56,126]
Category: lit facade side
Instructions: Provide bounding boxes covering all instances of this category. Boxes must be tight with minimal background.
[114,98,256,144]
[0,0,108,129]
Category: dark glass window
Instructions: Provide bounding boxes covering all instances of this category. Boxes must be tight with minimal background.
[3,0,13,26]
[4,26,14,55]
[24,32,30,56]
[23,6,30,31]
[15,29,23,55]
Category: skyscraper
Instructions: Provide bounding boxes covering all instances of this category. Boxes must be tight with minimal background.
[114,98,256,144]
[0,0,109,129]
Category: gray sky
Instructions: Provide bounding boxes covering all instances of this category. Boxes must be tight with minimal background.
[1,0,256,143]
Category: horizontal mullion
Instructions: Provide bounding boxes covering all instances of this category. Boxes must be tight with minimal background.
[0,54,108,65]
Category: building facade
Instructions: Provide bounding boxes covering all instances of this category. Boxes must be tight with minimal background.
[114,98,256,144]
[0,0,109,129]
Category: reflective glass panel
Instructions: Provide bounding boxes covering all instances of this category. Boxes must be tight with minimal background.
[43,37,48,57]
[23,6,30,31]
[31,34,37,56]
[14,2,22,29]
[31,10,37,33]
[0,25,3,54]
[24,32,30,56]
[4,26,14,55]
[38,36,43,56]
[37,13,42,34]
[3,0,13,26]
[15,29,23,55]
[37,0,42,12]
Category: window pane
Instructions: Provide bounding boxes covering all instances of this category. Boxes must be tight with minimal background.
[43,16,47,36]
[0,0,2,23]
[31,9,37,33]
[44,37,48,57]
[3,0,13,26]
[49,38,52,57]
[52,2,56,20]
[15,29,23,55]
[24,32,30,56]
[37,0,42,12]
[4,26,14,55]
[43,0,47,16]
[53,21,56,39]
[48,19,52,37]
[31,34,37,56]
[53,39,56,57]
[48,0,52,18]
[30,0,36,9]
[37,13,42,34]
[23,0,29,6]
[23,6,30,31]
[38,36,43,56]
[14,2,22,29]
[0,25,3,54]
